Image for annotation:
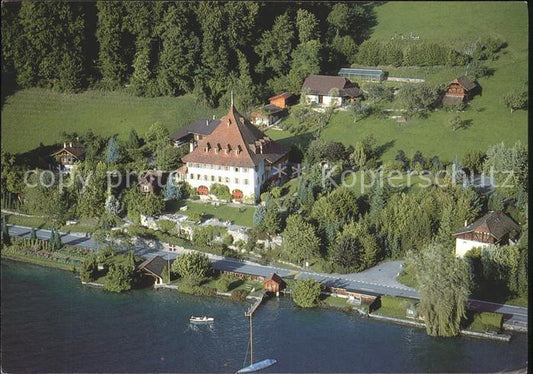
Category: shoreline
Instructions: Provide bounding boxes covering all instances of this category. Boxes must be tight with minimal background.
[1,255,524,342]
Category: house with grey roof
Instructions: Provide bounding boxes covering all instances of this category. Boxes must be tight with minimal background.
[301,74,362,107]
[452,211,520,257]
[137,255,170,285]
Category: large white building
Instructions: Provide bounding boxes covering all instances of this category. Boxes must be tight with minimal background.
[177,105,290,202]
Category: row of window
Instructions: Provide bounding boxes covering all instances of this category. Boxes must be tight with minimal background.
[188,163,259,173]
[189,174,250,185]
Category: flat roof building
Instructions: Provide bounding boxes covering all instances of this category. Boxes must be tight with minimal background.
[338,68,385,82]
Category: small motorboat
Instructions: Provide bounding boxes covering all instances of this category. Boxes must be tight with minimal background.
[190,316,214,324]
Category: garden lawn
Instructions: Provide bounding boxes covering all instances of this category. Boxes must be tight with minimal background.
[176,201,255,227]
[2,213,51,229]
[1,88,225,154]
[374,295,414,319]
[321,295,349,308]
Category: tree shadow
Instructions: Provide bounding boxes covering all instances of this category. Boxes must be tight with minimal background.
[374,140,395,159]
[228,278,244,291]
[15,144,58,169]
[1,72,20,111]
[460,119,473,130]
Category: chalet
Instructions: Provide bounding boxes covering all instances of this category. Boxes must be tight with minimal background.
[137,255,169,285]
[138,170,167,194]
[50,141,85,172]
[452,211,520,257]
[442,76,478,106]
[301,75,362,107]
[169,117,221,151]
[177,104,290,201]
[338,68,385,82]
[251,92,295,126]
[263,273,285,293]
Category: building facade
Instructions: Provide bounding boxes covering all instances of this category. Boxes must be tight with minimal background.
[301,75,362,107]
[50,142,85,172]
[178,105,290,201]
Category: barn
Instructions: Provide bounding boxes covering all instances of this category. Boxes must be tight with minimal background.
[442,75,478,106]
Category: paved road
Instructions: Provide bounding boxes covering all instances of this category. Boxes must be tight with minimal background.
[7,224,527,328]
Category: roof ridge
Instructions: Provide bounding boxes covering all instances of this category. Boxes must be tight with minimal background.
[226,106,257,164]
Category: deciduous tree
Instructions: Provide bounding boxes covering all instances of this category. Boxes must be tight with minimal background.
[407,244,470,337]
[292,278,322,308]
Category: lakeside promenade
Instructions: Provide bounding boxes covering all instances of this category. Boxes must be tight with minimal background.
[6,224,528,330]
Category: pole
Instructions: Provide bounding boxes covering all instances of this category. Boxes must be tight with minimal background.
[249,314,253,366]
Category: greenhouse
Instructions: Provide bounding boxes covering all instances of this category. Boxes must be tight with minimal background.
[338,68,385,82]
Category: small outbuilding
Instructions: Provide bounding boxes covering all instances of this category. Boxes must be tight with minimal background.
[263,273,285,292]
[338,68,385,82]
[137,255,170,285]
[251,92,295,126]
[442,75,478,106]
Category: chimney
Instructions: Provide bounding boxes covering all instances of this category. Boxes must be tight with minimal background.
[213,115,216,120]
[464,220,468,227]
[69,142,73,147]
[206,119,209,126]
[63,142,67,148]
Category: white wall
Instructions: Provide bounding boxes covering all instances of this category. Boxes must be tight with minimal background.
[186,162,261,199]
[304,94,342,107]
[455,238,491,257]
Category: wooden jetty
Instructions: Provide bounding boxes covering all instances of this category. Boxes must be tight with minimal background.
[245,291,267,317]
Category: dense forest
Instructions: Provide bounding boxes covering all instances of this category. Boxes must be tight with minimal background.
[1,1,377,109]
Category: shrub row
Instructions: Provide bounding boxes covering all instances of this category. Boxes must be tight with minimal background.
[357,39,468,67]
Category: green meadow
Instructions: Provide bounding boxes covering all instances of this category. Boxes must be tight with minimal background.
[1,2,527,163]
[273,2,528,163]
[1,89,224,154]
[326,1,528,162]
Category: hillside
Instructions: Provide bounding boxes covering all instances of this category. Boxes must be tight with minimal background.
[1,90,224,154]
[1,2,528,160]
[318,1,528,161]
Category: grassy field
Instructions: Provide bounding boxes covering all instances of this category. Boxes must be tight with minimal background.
[276,2,528,163]
[1,89,225,154]
[1,2,527,165]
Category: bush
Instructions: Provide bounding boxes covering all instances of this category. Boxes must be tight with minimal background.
[171,252,212,282]
[467,311,503,332]
[187,211,204,223]
[194,286,217,297]
[216,276,232,292]
[231,289,249,302]
[210,183,232,201]
[292,278,322,308]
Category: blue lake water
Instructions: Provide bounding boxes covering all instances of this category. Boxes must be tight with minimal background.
[1,260,528,373]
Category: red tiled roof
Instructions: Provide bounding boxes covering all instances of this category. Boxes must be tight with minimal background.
[181,106,290,167]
